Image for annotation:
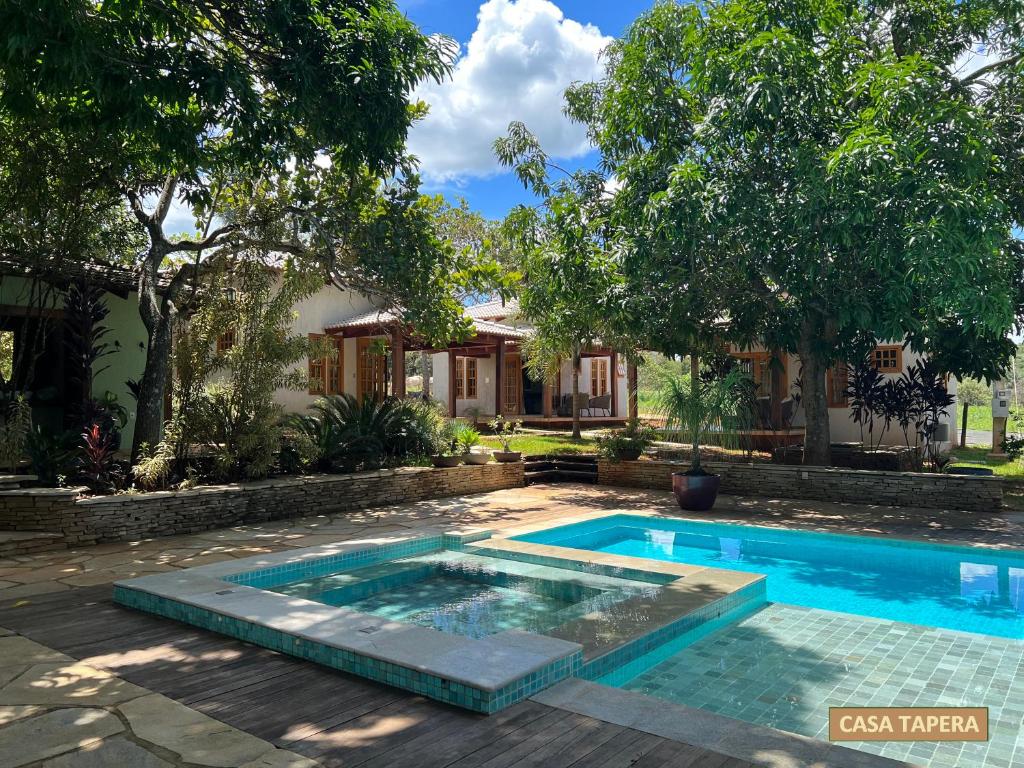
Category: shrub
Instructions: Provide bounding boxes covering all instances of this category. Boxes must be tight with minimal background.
[80,422,123,493]
[0,395,32,473]
[453,423,481,454]
[25,426,77,486]
[488,415,521,452]
[597,418,657,460]
[290,395,445,472]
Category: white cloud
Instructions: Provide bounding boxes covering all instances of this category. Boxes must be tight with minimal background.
[408,0,611,183]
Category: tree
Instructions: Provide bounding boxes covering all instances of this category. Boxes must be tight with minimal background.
[566,0,1024,465]
[495,124,625,439]
[0,0,459,458]
[957,378,990,446]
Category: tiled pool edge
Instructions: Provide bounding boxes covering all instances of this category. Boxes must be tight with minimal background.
[580,578,767,680]
[113,582,581,713]
[113,527,766,715]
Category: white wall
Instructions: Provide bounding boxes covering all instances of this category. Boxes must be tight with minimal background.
[274,281,378,415]
[780,348,958,449]
[431,352,498,417]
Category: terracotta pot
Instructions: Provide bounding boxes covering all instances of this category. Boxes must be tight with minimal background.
[431,455,463,468]
[493,451,522,463]
[462,452,491,465]
[671,472,721,511]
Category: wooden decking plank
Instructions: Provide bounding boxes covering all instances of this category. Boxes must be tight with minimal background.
[355,700,553,768]
[295,694,463,761]
[457,710,591,768]
[565,730,666,768]
[429,707,578,768]
[502,716,629,768]
[247,686,407,743]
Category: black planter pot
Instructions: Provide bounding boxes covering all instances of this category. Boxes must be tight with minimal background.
[493,451,522,463]
[615,447,643,461]
[671,472,721,511]
[431,455,463,468]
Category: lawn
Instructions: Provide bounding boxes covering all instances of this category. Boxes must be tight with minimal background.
[479,434,597,455]
[957,403,993,434]
[948,445,1024,479]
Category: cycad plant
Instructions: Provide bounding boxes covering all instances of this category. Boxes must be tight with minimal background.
[658,366,749,475]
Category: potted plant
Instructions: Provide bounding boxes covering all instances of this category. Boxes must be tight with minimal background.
[597,418,657,461]
[429,420,463,468]
[659,366,746,511]
[488,416,522,462]
[454,423,490,465]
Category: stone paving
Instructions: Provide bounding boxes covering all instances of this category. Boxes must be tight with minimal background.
[0,483,1022,767]
[0,628,317,767]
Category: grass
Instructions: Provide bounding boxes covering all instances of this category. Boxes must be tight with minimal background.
[948,445,1024,479]
[479,434,597,455]
[957,402,993,434]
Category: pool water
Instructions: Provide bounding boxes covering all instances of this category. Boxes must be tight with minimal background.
[270,551,644,639]
[516,515,1024,639]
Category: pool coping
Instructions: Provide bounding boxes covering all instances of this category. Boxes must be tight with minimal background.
[495,506,1024,557]
[113,524,766,714]
[532,678,919,768]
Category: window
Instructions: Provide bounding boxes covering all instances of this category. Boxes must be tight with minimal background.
[504,353,522,413]
[455,357,465,399]
[827,364,849,408]
[465,358,478,399]
[872,345,902,373]
[308,333,326,394]
[731,351,781,398]
[590,358,609,396]
[216,328,236,353]
[326,338,344,395]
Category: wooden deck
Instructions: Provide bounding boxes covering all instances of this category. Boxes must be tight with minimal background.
[1,585,755,768]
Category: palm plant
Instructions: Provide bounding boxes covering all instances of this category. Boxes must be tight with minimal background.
[658,366,749,475]
[289,394,443,472]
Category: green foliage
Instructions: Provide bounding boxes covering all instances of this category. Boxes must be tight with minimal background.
[25,427,77,487]
[131,439,176,493]
[289,395,444,472]
[488,416,522,453]
[0,0,455,182]
[565,0,1024,462]
[596,418,658,460]
[0,395,32,473]
[452,423,482,454]
[658,368,751,474]
[192,262,320,480]
[495,122,630,438]
[958,378,990,407]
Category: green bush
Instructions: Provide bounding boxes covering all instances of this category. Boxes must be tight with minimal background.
[289,394,444,472]
[596,418,658,460]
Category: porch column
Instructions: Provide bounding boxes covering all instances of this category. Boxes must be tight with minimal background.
[769,349,783,428]
[495,341,505,416]
[627,362,638,420]
[542,380,553,417]
[391,329,405,398]
[610,351,619,417]
[448,351,457,416]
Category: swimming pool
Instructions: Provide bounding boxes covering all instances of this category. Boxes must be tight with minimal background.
[515,515,1024,638]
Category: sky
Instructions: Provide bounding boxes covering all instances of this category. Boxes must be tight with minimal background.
[396,0,652,220]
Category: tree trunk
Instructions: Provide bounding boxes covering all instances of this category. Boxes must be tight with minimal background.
[960,402,969,448]
[131,250,173,460]
[690,352,701,473]
[571,351,581,440]
[797,324,831,466]
[421,351,431,400]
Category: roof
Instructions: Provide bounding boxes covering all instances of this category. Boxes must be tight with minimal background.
[324,304,528,341]
[323,307,401,334]
[464,298,520,321]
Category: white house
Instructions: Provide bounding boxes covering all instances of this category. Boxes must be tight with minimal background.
[270,291,636,424]
[726,343,960,450]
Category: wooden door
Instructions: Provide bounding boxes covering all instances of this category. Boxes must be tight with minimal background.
[503,353,522,415]
[357,337,387,401]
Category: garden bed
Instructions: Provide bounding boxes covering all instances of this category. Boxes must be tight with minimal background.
[597,458,1003,513]
[772,443,920,472]
[0,462,524,546]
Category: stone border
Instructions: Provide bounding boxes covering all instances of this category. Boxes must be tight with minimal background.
[532,679,914,768]
[0,462,524,545]
[598,457,1003,513]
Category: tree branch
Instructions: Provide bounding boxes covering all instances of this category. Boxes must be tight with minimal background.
[153,175,178,225]
[959,52,1023,87]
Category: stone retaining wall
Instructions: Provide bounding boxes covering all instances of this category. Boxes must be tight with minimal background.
[598,458,1002,513]
[0,463,524,545]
